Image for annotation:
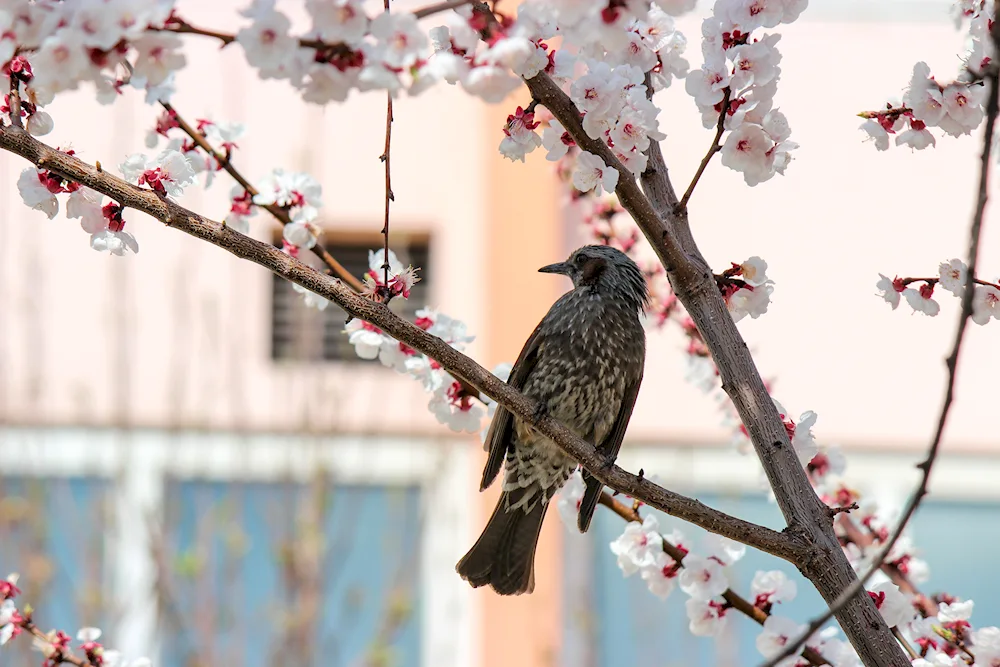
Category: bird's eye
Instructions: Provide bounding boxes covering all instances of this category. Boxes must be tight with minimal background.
[574,254,587,266]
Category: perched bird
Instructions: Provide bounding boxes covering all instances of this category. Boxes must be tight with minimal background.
[456,245,647,595]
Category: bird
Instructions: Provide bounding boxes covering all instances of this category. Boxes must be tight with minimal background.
[455,244,647,596]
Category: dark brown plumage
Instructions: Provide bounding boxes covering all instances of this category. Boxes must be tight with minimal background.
[456,245,647,595]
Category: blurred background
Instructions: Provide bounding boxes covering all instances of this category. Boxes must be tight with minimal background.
[2,0,999,666]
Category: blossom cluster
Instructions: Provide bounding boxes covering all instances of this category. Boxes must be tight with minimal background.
[1,0,181,134]
[496,3,687,170]
[688,365,996,664]
[685,0,801,185]
[2,574,150,667]
[876,258,1000,324]
[144,110,247,190]
[16,157,141,256]
[860,2,992,151]
[322,249,486,433]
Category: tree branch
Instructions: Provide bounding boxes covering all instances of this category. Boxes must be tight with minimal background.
[158,101,364,292]
[518,64,908,667]
[0,124,810,566]
[679,87,732,212]
[760,29,1000,667]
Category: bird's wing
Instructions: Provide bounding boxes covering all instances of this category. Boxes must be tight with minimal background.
[479,321,545,492]
[576,364,644,533]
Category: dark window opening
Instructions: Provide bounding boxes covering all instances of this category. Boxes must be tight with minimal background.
[271,234,431,361]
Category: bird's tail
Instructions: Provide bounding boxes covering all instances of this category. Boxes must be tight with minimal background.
[455,490,547,596]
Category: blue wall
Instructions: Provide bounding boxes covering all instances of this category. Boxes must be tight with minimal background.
[0,476,109,662]
[0,476,422,667]
[162,480,423,667]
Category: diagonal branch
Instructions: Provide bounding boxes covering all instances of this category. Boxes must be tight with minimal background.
[0,124,811,567]
[159,102,364,292]
[512,35,908,667]
[760,31,1000,667]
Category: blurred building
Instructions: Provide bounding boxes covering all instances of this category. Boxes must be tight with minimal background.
[2,1,999,666]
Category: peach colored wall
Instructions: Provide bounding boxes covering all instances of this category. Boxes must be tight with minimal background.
[477,97,565,667]
[619,13,1000,455]
[0,0,490,436]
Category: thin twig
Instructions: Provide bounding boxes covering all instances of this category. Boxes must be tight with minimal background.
[18,621,87,666]
[599,493,831,667]
[897,275,1000,290]
[158,101,364,292]
[892,628,919,661]
[158,0,475,48]
[413,0,474,18]
[678,87,731,211]
[156,17,236,45]
[8,76,22,129]
[761,39,1000,667]
[379,0,393,296]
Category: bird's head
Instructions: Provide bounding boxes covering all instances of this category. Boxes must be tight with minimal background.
[539,245,648,310]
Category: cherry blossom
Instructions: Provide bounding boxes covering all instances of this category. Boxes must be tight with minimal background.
[721,123,777,186]
[728,283,773,322]
[739,256,769,286]
[678,555,729,599]
[307,0,369,43]
[938,599,974,624]
[903,284,941,316]
[556,468,586,527]
[751,570,797,609]
[868,582,915,628]
[132,33,186,86]
[609,514,662,575]
[119,150,197,198]
[344,319,384,359]
[756,616,811,667]
[237,6,298,73]
[26,110,54,137]
[859,119,891,151]
[972,284,1000,325]
[542,119,575,161]
[640,549,682,599]
[685,597,729,636]
[370,13,428,69]
[937,258,969,295]
[972,626,1000,667]
[499,106,542,163]
[573,151,620,195]
[703,534,747,565]
[875,274,904,309]
[283,222,318,250]
[428,375,485,433]
[253,169,323,223]
[16,167,60,219]
[0,599,18,645]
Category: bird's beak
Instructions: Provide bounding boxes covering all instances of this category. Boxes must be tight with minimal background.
[538,261,571,275]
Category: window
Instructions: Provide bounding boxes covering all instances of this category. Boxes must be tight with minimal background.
[161,480,422,667]
[271,234,431,362]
